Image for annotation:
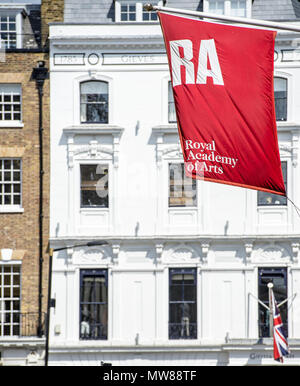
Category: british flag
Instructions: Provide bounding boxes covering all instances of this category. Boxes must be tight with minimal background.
[271,290,290,363]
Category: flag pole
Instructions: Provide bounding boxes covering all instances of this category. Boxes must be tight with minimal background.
[144,4,300,33]
[268,282,274,339]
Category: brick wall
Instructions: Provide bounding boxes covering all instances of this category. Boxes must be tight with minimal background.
[0,53,50,322]
[0,0,64,337]
[41,0,64,46]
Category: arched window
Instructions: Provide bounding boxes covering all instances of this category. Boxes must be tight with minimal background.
[80,81,108,124]
[274,77,287,121]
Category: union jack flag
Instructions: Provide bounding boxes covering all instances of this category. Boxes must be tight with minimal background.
[271,290,290,363]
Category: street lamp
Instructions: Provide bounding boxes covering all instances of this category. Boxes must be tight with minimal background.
[45,240,108,366]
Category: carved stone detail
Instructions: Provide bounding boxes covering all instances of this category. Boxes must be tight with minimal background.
[164,243,200,263]
[292,242,299,263]
[253,243,291,263]
[244,242,254,264]
[112,244,120,265]
[74,247,110,265]
[155,243,164,264]
[201,243,210,264]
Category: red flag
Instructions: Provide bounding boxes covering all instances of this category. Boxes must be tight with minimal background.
[159,12,286,196]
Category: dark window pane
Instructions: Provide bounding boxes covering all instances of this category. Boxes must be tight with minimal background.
[257,162,287,206]
[169,163,197,207]
[80,270,108,340]
[274,77,287,121]
[13,195,20,205]
[80,164,108,208]
[169,268,197,340]
[258,267,288,338]
[80,81,108,123]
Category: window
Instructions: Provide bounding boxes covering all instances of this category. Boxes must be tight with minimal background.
[169,163,197,207]
[121,3,136,21]
[168,81,176,123]
[208,0,225,15]
[80,164,109,208]
[258,267,288,338]
[0,15,17,49]
[116,1,161,22]
[257,162,287,206]
[274,77,287,121]
[230,0,246,17]
[80,81,108,124]
[0,265,21,336]
[142,3,158,21]
[206,0,249,17]
[80,269,108,340]
[169,268,197,339]
[0,159,22,207]
[0,84,22,123]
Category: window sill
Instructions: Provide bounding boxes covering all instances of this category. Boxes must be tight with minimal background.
[63,125,124,136]
[257,205,287,209]
[80,207,109,212]
[0,207,24,214]
[0,122,24,129]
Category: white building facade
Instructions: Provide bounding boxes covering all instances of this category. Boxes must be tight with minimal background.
[49,0,300,366]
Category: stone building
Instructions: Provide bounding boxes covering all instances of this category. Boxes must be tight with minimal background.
[0,0,63,366]
[32,0,300,366]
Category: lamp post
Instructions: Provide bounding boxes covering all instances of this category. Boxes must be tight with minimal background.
[44,240,108,366]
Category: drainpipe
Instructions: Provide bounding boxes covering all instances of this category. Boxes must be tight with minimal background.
[31,61,48,338]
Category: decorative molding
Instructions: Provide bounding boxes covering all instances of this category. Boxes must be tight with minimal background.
[252,243,291,263]
[292,132,300,167]
[64,128,123,169]
[112,244,120,265]
[244,242,254,264]
[74,247,110,265]
[156,144,183,168]
[155,243,164,264]
[152,125,181,168]
[201,243,210,264]
[292,242,300,263]
[164,243,200,263]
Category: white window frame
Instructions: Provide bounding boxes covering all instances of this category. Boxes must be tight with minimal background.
[74,74,113,126]
[80,163,109,209]
[0,263,21,337]
[273,71,292,123]
[0,84,22,127]
[115,1,163,22]
[0,6,25,49]
[0,158,23,213]
[203,0,252,18]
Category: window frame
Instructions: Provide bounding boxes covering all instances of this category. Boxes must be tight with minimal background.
[115,1,161,22]
[79,269,108,340]
[0,83,22,126]
[203,0,251,18]
[258,267,288,338]
[80,163,109,209]
[257,161,287,207]
[274,76,288,122]
[0,158,23,212]
[168,162,197,208]
[0,9,23,49]
[168,267,197,340]
[168,80,176,124]
[80,80,109,125]
[0,263,21,337]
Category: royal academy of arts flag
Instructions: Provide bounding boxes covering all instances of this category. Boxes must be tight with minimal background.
[158,12,286,196]
[271,290,290,362]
